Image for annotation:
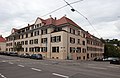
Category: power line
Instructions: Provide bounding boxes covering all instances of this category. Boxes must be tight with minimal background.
[41,0,83,17]
[63,0,102,38]
[16,0,83,28]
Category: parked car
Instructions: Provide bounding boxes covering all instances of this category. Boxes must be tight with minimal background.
[20,53,30,58]
[110,58,120,65]
[9,52,18,56]
[103,57,119,61]
[30,54,42,59]
[0,52,8,55]
[94,58,103,61]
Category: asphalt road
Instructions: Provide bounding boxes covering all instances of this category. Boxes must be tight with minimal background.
[0,55,120,78]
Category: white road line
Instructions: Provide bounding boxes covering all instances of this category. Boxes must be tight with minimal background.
[31,68,42,72]
[88,64,95,66]
[107,66,119,68]
[89,66,107,70]
[0,73,7,78]
[18,65,25,67]
[52,73,69,78]
[115,65,120,67]
[9,62,13,64]
[2,61,6,62]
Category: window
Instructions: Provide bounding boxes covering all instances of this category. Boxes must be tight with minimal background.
[52,47,59,53]
[21,41,24,45]
[29,40,33,44]
[37,24,39,27]
[25,41,28,45]
[34,39,38,44]
[21,48,24,52]
[34,31,37,36]
[70,47,75,53]
[56,36,61,42]
[78,31,80,35]
[26,27,29,31]
[41,30,43,35]
[29,48,32,52]
[32,47,34,52]
[22,35,24,39]
[18,35,20,39]
[78,39,80,44]
[26,34,28,38]
[82,41,85,45]
[41,38,47,43]
[51,36,61,43]
[35,47,40,52]
[41,47,47,52]
[41,29,47,35]
[83,34,86,38]
[70,28,72,33]
[83,56,85,60]
[51,36,56,42]
[76,47,81,53]
[26,48,28,52]
[31,32,33,37]
[70,37,75,44]
[73,29,75,34]
[82,48,86,53]
[31,26,34,29]
[37,31,39,35]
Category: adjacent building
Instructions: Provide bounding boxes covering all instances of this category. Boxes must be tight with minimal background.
[0,35,6,52]
[5,16,104,60]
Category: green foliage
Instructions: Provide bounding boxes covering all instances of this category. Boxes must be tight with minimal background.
[13,43,23,52]
[103,39,120,58]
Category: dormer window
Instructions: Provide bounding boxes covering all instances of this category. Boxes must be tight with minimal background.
[37,24,39,27]
[31,26,34,29]
[78,31,80,35]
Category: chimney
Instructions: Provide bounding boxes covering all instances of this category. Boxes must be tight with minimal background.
[64,14,66,17]
[28,24,30,26]
[54,17,57,20]
[50,15,52,18]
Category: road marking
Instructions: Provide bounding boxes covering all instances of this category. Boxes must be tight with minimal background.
[18,65,25,67]
[52,73,69,78]
[107,66,119,68]
[89,66,107,70]
[88,64,95,66]
[2,61,6,62]
[31,68,42,72]
[115,65,120,67]
[9,62,13,64]
[0,73,7,78]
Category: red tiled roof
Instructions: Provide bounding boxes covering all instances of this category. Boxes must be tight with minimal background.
[0,35,6,42]
[56,16,81,28]
[44,17,56,25]
[11,16,81,33]
[40,16,81,29]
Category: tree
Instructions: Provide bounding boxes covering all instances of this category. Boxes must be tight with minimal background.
[13,43,23,54]
[104,40,120,58]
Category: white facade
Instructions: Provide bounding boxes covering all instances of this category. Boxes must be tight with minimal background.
[6,16,104,60]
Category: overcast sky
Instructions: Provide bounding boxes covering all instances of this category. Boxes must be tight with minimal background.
[0,0,120,39]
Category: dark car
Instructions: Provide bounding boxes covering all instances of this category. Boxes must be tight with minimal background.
[94,58,103,61]
[110,59,120,65]
[30,54,42,59]
[20,53,30,58]
[9,52,18,56]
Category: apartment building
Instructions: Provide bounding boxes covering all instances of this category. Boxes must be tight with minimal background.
[86,33,104,60]
[0,35,6,52]
[6,16,104,60]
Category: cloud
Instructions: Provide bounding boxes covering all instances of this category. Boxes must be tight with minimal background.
[0,0,120,39]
